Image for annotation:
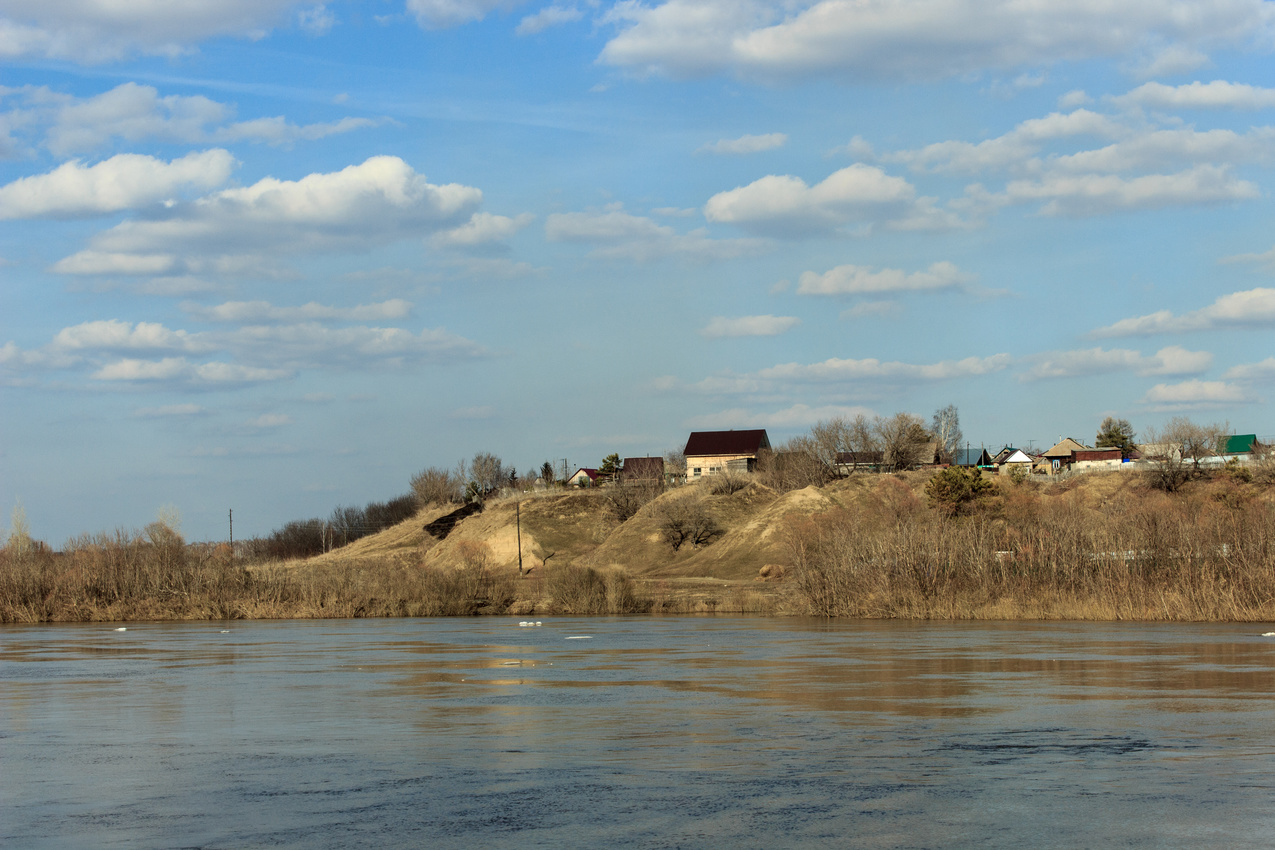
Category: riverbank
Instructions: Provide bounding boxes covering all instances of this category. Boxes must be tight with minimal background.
[4,469,1274,623]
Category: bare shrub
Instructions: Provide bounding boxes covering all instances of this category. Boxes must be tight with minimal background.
[706,470,748,495]
[411,466,463,507]
[546,564,647,614]
[606,478,664,522]
[756,440,831,492]
[656,494,721,551]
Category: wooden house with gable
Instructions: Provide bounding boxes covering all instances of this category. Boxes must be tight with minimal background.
[683,429,770,479]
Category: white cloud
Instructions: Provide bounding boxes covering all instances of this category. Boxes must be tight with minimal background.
[841,300,900,320]
[696,132,787,155]
[247,413,293,428]
[183,299,413,323]
[884,109,1123,175]
[1115,80,1275,111]
[756,353,1012,383]
[430,211,534,247]
[220,323,490,367]
[545,205,765,260]
[516,4,582,35]
[1004,165,1259,216]
[703,163,957,235]
[797,261,972,295]
[700,315,799,338]
[91,357,290,384]
[17,83,377,155]
[598,0,1275,83]
[297,4,335,35]
[0,150,235,220]
[1224,357,1275,381]
[407,0,527,29]
[133,403,206,417]
[1021,345,1212,381]
[54,156,483,276]
[0,0,303,62]
[686,403,875,430]
[1092,287,1275,336]
[1141,379,1253,410]
[1048,127,1275,174]
[51,319,210,353]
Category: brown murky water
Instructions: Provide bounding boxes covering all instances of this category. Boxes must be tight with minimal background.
[2,617,1274,848]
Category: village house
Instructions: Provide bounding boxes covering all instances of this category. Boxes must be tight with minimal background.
[565,467,599,487]
[1071,447,1124,472]
[1039,437,1091,475]
[619,456,665,482]
[995,448,1034,476]
[683,429,770,479]
[952,447,993,468]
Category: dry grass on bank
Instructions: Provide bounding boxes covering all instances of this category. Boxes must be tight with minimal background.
[785,474,1275,621]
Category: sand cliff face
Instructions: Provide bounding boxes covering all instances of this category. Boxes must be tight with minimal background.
[316,479,849,580]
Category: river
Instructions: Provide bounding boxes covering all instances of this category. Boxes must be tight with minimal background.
[3,617,1274,848]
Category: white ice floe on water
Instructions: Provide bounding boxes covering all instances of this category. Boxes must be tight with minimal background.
[1261,632,1275,637]
[114,627,127,631]
[565,636,592,640]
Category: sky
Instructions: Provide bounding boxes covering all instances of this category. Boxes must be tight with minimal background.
[4,1,1275,544]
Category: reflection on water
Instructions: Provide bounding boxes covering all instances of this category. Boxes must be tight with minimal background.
[3,618,1275,848]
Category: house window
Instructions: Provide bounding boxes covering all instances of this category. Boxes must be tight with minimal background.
[693,467,701,476]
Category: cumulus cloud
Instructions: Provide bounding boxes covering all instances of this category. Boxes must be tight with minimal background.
[0,150,235,220]
[516,4,582,35]
[685,403,875,430]
[51,319,211,353]
[91,357,290,384]
[183,299,413,323]
[796,261,972,295]
[407,0,527,29]
[3,83,378,155]
[1115,80,1275,111]
[1224,357,1275,381]
[1021,345,1213,381]
[132,403,206,417]
[430,211,534,247]
[696,132,787,155]
[884,109,1122,175]
[700,315,799,338]
[0,0,303,62]
[52,156,483,276]
[3,309,489,389]
[1091,287,1275,337]
[703,163,958,235]
[755,353,1012,383]
[1141,379,1253,410]
[1003,165,1259,216]
[598,0,1275,83]
[545,205,765,260]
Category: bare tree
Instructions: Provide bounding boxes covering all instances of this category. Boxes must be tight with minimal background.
[665,447,687,484]
[875,413,931,471]
[469,452,505,498]
[931,404,963,464]
[411,466,463,506]
[809,417,850,470]
[1139,417,1229,491]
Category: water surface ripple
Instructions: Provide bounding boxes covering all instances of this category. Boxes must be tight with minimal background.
[2,618,1273,848]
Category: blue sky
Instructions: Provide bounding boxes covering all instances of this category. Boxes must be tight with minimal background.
[5,1,1275,544]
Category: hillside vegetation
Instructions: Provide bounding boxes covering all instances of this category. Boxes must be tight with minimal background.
[4,468,1275,622]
